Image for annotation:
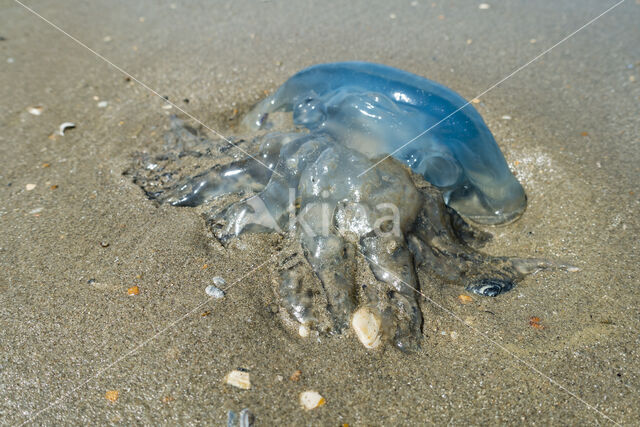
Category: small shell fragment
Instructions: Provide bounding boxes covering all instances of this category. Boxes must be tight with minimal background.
[238,408,252,427]
[105,390,119,402]
[97,101,108,108]
[479,3,490,9]
[351,306,382,349]
[28,105,43,115]
[457,294,473,304]
[127,285,140,296]
[529,316,545,329]
[58,122,76,136]
[227,408,253,427]
[300,390,325,410]
[25,183,36,191]
[225,370,251,390]
[290,369,302,382]
[212,276,226,286]
[205,284,225,298]
[298,324,310,338]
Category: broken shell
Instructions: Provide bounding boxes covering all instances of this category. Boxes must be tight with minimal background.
[457,294,473,304]
[351,306,382,349]
[300,391,325,410]
[227,408,253,427]
[58,122,76,136]
[27,105,43,116]
[224,370,251,390]
[205,284,225,298]
[212,276,226,286]
[298,324,310,338]
[97,101,108,108]
[290,369,302,382]
[105,390,119,402]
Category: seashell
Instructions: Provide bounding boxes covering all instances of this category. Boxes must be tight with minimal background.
[299,390,325,410]
[298,324,310,338]
[351,306,382,349]
[58,122,76,136]
[224,370,251,390]
[105,390,119,402]
[205,284,225,298]
[27,105,43,115]
[227,408,253,427]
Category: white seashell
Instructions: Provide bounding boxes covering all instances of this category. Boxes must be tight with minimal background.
[227,408,252,427]
[205,284,225,298]
[97,101,108,108]
[351,306,382,349]
[238,408,252,427]
[298,324,310,338]
[28,106,43,116]
[212,276,226,286]
[224,370,251,390]
[58,122,75,136]
[25,183,36,191]
[300,390,325,410]
[479,3,490,9]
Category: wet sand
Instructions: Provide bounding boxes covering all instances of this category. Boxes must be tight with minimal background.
[1,0,639,424]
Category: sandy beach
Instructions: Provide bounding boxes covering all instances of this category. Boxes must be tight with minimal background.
[1,0,639,424]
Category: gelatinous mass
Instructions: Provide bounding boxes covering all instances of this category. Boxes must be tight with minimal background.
[129,62,569,350]
[243,62,526,225]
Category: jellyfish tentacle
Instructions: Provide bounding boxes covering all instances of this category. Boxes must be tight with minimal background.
[360,233,423,352]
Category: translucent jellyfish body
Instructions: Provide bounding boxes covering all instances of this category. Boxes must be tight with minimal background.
[126,64,574,351]
[243,62,526,225]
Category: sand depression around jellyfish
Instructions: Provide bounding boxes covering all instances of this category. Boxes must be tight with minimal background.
[128,62,572,351]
